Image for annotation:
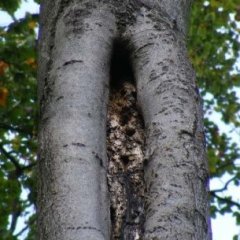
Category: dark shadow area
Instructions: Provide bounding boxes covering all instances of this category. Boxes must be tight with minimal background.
[109,38,135,90]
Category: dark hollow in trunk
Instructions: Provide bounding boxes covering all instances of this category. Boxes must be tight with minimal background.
[107,38,145,240]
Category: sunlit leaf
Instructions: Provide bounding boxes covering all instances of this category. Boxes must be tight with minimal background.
[25,57,37,69]
[0,87,9,106]
[0,61,9,76]
[28,20,37,30]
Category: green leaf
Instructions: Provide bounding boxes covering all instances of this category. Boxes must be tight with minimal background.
[0,0,21,14]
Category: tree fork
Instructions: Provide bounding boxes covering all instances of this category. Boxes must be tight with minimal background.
[37,1,211,239]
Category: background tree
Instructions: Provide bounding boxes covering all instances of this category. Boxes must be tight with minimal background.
[0,0,239,239]
[0,1,39,239]
[189,1,240,233]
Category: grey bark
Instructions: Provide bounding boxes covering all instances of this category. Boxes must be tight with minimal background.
[128,8,211,239]
[37,0,211,240]
[37,1,116,239]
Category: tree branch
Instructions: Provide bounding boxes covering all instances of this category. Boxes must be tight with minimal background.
[14,215,36,238]
[0,144,36,173]
[0,123,33,136]
[0,144,21,169]
[211,176,237,193]
[211,191,240,209]
[9,199,21,234]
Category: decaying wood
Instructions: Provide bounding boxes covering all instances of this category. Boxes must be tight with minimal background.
[107,81,145,240]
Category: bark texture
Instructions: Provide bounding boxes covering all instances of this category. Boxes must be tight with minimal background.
[38,0,211,240]
[38,1,117,239]
[128,5,211,239]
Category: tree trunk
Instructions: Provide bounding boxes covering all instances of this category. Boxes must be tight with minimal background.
[37,2,117,239]
[129,6,211,239]
[37,1,211,240]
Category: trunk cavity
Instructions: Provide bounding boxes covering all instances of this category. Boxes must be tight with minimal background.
[107,39,145,240]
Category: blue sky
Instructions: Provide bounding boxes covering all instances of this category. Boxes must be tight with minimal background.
[0,0,39,26]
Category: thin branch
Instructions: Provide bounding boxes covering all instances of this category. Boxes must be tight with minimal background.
[217,159,239,171]
[0,123,33,136]
[211,176,237,193]
[0,144,36,173]
[14,215,36,238]
[22,162,36,171]
[0,144,21,169]
[211,191,240,209]
[9,199,21,234]
[14,225,28,238]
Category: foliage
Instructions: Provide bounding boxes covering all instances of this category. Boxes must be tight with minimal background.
[189,2,240,238]
[0,0,39,238]
[0,0,239,239]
